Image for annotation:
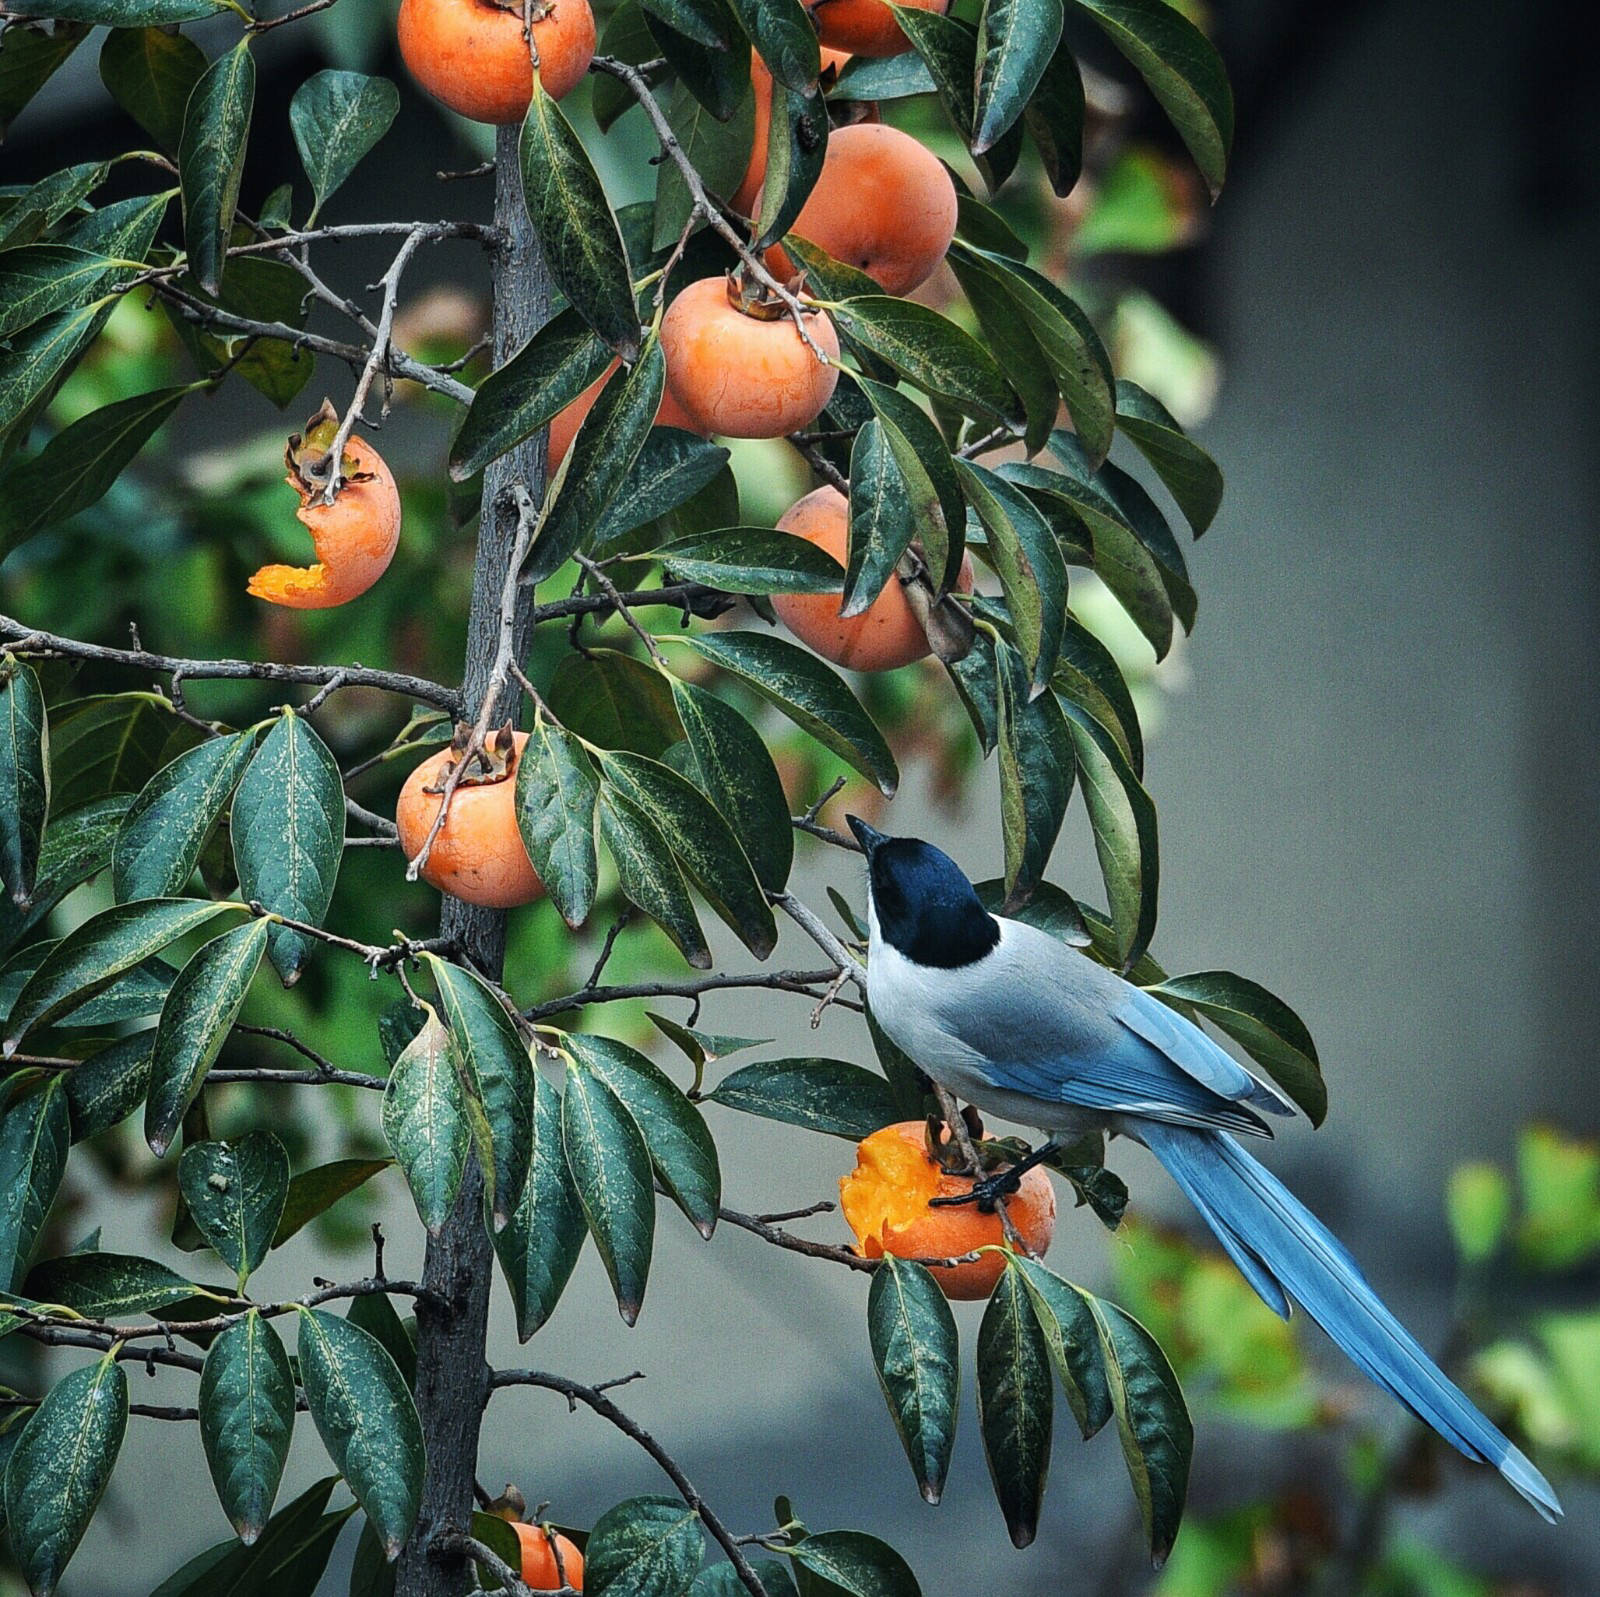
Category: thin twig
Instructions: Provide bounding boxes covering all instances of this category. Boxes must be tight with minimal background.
[524,968,858,1022]
[574,554,666,666]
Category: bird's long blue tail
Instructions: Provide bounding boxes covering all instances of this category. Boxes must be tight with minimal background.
[1138,1121,1561,1520]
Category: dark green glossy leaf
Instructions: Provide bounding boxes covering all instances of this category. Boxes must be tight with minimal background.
[290,71,399,221]
[199,1310,296,1544]
[977,1262,1053,1547]
[867,1255,960,1503]
[725,0,818,89]
[1114,380,1222,536]
[646,1012,767,1067]
[24,1249,207,1318]
[520,77,640,357]
[112,729,256,904]
[586,1494,704,1597]
[449,307,611,482]
[891,8,1020,190]
[515,719,599,928]
[561,1057,655,1324]
[549,647,683,759]
[1087,1292,1192,1565]
[345,1291,416,1392]
[3,896,239,1053]
[1022,34,1084,196]
[0,246,119,343]
[668,678,792,890]
[9,0,230,18]
[1096,455,1195,630]
[98,25,206,152]
[295,1308,424,1560]
[566,1031,720,1237]
[1054,615,1143,775]
[272,1158,391,1247]
[944,624,999,755]
[144,917,270,1157]
[843,420,916,617]
[598,784,710,968]
[0,22,89,140]
[425,954,536,1232]
[653,527,844,594]
[0,794,131,960]
[995,651,1074,905]
[54,954,173,1027]
[706,1057,898,1140]
[1145,970,1325,1126]
[0,301,114,452]
[753,78,828,251]
[654,76,754,245]
[1067,0,1231,196]
[231,709,344,985]
[0,1076,68,1292]
[1,1354,126,1597]
[647,7,748,123]
[974,877,1088,947]
[179,39,254,296]
[830,51,935,100]
[0,162,106,254]
[788,1531,921,1597]
[678,630,898,794]
[63,1030,153,1142]
[145,1477,341,1597]
[691,1560,798,1597]
[0,657,48,908]
[493,1065,586,1339]
[591,430,732,553]
[381,1006,470,1236]
[973,0,1063,152]
[46,691,201,811]
[1010,1256,1111,1438]
[945,250,1055,458]
[179,1132,290,1290]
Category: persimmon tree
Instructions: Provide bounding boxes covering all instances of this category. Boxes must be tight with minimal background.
[0,1,1365,1594]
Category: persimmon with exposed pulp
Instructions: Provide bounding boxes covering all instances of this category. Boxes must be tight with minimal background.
[840,1121,1056,1300]
[771,485,973,671]
[247,401,402,610]
[546,360,702,472]
[812,0,948,58]
[397,0,596,122]
[659,276,839,439]
[395,725,545,908]
[766,122,958,295]
[513,1523,585,1591]
[731,47,855,219]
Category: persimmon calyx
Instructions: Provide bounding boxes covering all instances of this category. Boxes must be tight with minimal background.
[286,399,372,498]
[725,266,806,321]
[423,719,520,793]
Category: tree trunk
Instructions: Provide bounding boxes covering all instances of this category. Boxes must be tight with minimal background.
[396,122,550,1597]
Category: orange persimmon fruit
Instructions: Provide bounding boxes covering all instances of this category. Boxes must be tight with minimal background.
[812,0,948,58]
[247,401,402,611]
[771,484,974,671]
[513,1523,585,1591]
[840,1121,1056,1300]
[395,726,545,908]
[659,275,839,440]
[397,0,596,122]
[731,47,854,218]
[765,122,958,295]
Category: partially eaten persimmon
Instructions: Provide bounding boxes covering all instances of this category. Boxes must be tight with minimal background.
[248,401,402,610]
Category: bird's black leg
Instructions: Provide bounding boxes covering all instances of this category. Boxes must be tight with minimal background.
[929,1139,1058,1214]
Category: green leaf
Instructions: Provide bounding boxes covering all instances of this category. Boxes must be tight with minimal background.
[533,336,666,583]
[2,1354,127,1597]
[1022,35,1084,197]
[973,0,1063,152]
[2,896,239,1053]
[598,751,777,957]
[944,250,1056,457]
[592,430,733,553]
[0,246,119,344]
[0,657,49,908]
[561,1057,655,1324]
[272,1158,391,1248]
[0,1077,68,1292]
[98,25,207,153]
[63,1031,153,1142]
[231,709,345,986]
[1060,698,1159,970]
[520,77,640,357]
[867,1256,960,1504]
[178,1132,291,1290]
[289,71,399,222]
[647,1013,768,1068]
[0,386,190,563]
[1113,380,1222,536]
[1053,615,1144,774]
[668,678,792,891]
[653,77,754,246]
[677,630,898,794]
[994,649,1074,904]
[179,39,255,297]
[830,52,936,100]
[24,1250,208,1318]
[449,306,613,482]
[54,954,176,1027]
[1,794,131,960]
[753,77,829,250]
[512,718,598,929]
[976,1261,1054,1547]
[199,1310,296,1544]
[652,528,845,594]
[597,784,711,969]
[493,1065,586,1339]
[0,163,110,254]
[566,1032,720,1238]
[586,1495,705,1597]
[788,1531,921,1597]
[725,0,818,89]
[295,1308,424,1560]
[548,647,683,758]
[840,420,916,616]
[1010,1256,1112,1438]
[1144,971,1326,1127]
[424,955,535,1232]
[381,1006,470,1236]
[706,1057,898,1140]
[1086,1292,1192,1565]
[112,730,256,904]
[46,691,201,811]
[1447,1162,1512,1267]
[691,1561,798,1597]
[144,917,270,1158]
[345,1291,416,1393]
[8,0,231,18]
[0,22,89,140]
[1067,0,1232,197]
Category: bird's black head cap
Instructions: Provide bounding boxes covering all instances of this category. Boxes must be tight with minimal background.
[848,816,999,968]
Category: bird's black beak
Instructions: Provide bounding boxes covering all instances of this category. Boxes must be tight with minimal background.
[846,814,886,855]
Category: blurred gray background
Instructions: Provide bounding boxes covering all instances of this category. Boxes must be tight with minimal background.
[6,0,1598,1590]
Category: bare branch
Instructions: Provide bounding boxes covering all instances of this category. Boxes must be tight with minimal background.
[524,967,860,1022]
